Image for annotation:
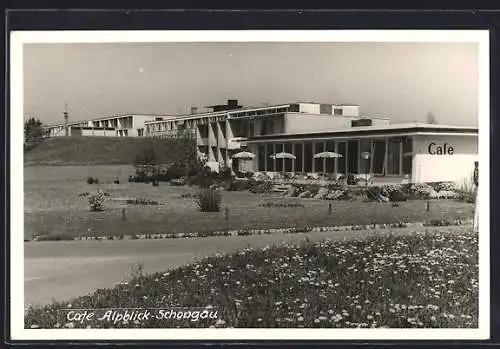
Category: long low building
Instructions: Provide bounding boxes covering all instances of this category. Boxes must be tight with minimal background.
[41,99,478,184]
[43,113,172,138]
[145,100,478,184]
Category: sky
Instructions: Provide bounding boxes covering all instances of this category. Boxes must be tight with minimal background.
[23,42,479,126]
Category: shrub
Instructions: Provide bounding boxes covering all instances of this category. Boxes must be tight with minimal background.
[437,190,457,199]
[218,165,233,181]
[456,174,477,203]
[347,174,359,185]
[381,184,401,197]
[327,180,347,191]
[189,167,219,188]
[88,190,106,212]
[93,178,99,184]
[249,180,273,194]
[408,183,436,199]
[365,186,382,201]
[389,190,410,202]
[113,177,120,184]
[86,177,94,184]
[431,181,457,192]
[196,188,222,212]
[226,179,251,191]
[307,184,321,196]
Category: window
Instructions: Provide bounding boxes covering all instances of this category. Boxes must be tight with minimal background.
[275,144,284,172]
[402,137,413,175]
[372,139,386,175]
[124,129,128,137]
[347,140,359,174]
[334,108,343,116]
[314,142,325,173]
[359,139,371,174]
[198,124,209,138]
[288,104,300,112]
[387,138,401,175]
[304,142,313,173]
[337,142,346,174]
[325,141,335,173]
[258,145,266,171]
[284,144,293,172]
[219,121,227,139]
[212,147,218,162]
[266,144,275,172]
[211,123,218,139]
[352,119,372,127]
[137,129,144,137]
[294,143,303,173]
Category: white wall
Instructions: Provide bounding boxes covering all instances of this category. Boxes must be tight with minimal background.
[337,106,359,117]
[80,129,117,137]
[413,134,478,183]
[131,115,158,129]
[285,113,354,134]
[298,103,321,114]
[368,118,390,127]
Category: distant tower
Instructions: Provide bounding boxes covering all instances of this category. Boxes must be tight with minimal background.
[63,103,69,136]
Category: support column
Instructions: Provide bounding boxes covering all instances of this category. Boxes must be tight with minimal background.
[292,143,296,174]
[264,144,267,172]
[302,142,305,173]
[384,138,389,176]
[312,141,316,173]
[399,141,403,176]
[323,141,327,174]
[273,143,276,172]
[334,141,338,174]
[281,143,285,172]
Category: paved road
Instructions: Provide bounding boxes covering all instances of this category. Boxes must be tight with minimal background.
[24,225,472,307]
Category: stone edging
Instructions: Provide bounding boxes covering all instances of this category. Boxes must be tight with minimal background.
[29,219,474,242]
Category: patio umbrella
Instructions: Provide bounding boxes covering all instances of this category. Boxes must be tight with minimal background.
[270,152,296,160]
[270,152,296,177]
[232,151,256,159]
[313,151,343,159]
[232,151,255,175]
[313,151,343,177]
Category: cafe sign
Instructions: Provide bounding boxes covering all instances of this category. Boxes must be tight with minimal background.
[428,142,454,155]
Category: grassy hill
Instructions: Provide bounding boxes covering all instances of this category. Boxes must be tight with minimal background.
[24,137,181,166]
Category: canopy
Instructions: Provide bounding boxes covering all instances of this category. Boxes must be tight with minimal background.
[232,151,256,159]
[270,152,296,160]
[313,151,343,159]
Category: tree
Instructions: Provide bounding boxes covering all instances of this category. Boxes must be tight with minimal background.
[426,112,438,124]
[24,117,47,152]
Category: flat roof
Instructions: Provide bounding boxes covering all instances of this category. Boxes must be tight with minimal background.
[292,102,359,107]
[247,123,478,142]
[145,104,292,124]
[44,113,175,127]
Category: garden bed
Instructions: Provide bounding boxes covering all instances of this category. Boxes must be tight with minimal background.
[25,230,478,329]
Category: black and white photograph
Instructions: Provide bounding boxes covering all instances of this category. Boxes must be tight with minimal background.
[10,30,489,340]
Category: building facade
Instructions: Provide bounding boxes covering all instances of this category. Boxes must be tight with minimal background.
[43,114,172,138]
[145,100,478,184]
[245,124,478,184]
[41,100,478,184]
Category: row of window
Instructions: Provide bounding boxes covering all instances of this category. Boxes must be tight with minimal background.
[255,137,413,176]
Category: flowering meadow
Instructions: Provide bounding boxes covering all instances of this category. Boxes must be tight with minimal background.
[25,230,478,329]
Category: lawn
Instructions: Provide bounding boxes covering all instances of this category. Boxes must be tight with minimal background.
[25,230,478,329]
[24,165,475,239]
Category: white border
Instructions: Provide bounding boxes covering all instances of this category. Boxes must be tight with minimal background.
[10,30,490,341]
